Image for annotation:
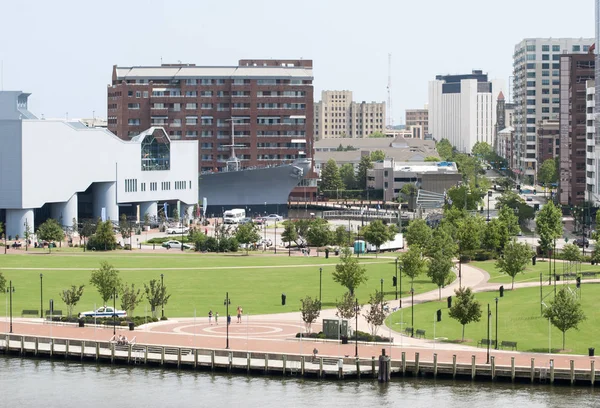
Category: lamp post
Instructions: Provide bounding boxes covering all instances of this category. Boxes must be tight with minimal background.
[181,214,184,252]
[4,233,6,254]
[24,219,29,251]
[40,274,43,319]
[224,292,231,349]
[354,298,359,357]
[410,286,414,337]
[7,281,14,333]
[274,221,277,254]
[160,273,165,319]
[112,287,118,336]
[486,303,491,364]
[380,279,384,312]
[319,267,322,303]
[394,258,399,300]
[487,191,492,222]
[495,297,499,350]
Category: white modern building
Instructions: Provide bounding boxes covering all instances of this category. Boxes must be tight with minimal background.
[586,80,598,203]
[0,91,198,238]
[428,70,505,153]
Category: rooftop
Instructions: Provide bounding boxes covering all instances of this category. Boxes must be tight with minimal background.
[114,65,313,81]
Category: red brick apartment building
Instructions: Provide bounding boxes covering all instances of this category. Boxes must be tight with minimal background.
[107,59,316,200]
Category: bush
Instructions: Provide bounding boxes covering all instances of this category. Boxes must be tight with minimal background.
[294,330,391,343]
[472,250,495,261]
[146,236,192,244]
[86,235,117,251]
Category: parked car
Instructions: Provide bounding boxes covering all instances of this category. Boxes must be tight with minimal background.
[263,214,283,222]
[575,238,590,248]
[161,240,192,250]
[239,217,253,225]
[253,218,265,225]
[167,226,189,234]
[78,306,127,318]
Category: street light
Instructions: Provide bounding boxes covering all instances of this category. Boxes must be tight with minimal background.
[7,281,14,333]
[380,279,384,312]
[354,298,360,357]
[274,221,277,254]
[224,292,231,349]
[495,297,499,350]
[487,191,492,222]
[319,268,322,303]
[112,288,118,336]
[394,258,398,300]
[410,287,414,337]
[160,273,165,319]
[486,303,491,364]
[180,214,184,252]
[40,274,43,319]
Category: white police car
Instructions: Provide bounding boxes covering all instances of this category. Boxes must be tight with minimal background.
[78,306,127,318]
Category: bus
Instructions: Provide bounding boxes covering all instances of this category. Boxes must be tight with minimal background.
[223,208,246,224]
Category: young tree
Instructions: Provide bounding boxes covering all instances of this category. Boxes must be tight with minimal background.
[471,141,492,160]
[455,214,485,259]
[496,191,535,226]
[339,163,357,191]
[497,205,521,236]
[332,247,367,295]
[334,225,352,247]
[59,285,85,318]
[319,159,344,197]
[172,208,180,223]
[306,219,332,255]
[120,283,143,318]
[399,245,427,285]
[448,286,482,341]
[425,225,457,258]
[495,240,533,289]
[143,213,151,228]
[370,150,386,161]
[357,155,373,190]
[363,290,387,336]
[281,220,299,247]
[496,177,515,192]
[80,219,95,245]
[335,291,359,320]
[144,278,171,319]
[89,261,122,304]
[0,272,6,293]
[446,185,480,211]
[543,288,586,350]
[538,158,558,187]
[562,243,582,273]
[361,219,394,256]
[405,219,432,249]
[399,183,418,203]
[482,218,509,254]
[427,250,454,300]
[436,139,454,161]
[37,218,65,252]
[235,222,261,255]
[300,296,321,333]
[424,156,440,162]
[119,214,133,243]
[368,131,387,139]
[89,219,117,251]
[536,201,563,255]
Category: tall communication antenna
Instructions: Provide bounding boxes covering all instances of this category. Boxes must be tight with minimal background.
[387,53,393,128]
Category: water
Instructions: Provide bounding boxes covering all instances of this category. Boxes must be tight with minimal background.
[1,356,598,408]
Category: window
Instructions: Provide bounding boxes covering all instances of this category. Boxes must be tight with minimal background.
[200,91,213,97]
[584,45,590,52]
[186,79,197,85]
[552,45,560,52]
[201,103,213,109]
[141,182,146,192]
[141,131,170,171]
[185,91,197,97]
[542,107,550,113]
[542,89,550,95]
[186,116,197,125]
[150,182,157,191]
[542,54,549,61]
[542,98,550,104]
[527,81,536,87]
[186,103,197,110]
[552,88,560,94]
[128,103,140,109]
[186,131,197,137]
[201,79,213,85]
[542,63,550,69]
[542,71,549,77]
[552,63,560,69]
[128,119,140,126]
[526,45,536,51]
[124,179,138,193]
[552,54,560,61]
[136,91,141,98]
[527,72,536,78]
[143,91,148,98]
[542,45,550,51]
[542,79,550,86]
[257,79,277,85]
[161,181,171,190]
[527,90,536,96]
[526,54,535,60]
[573,45,581,52]
[526,63,536,69]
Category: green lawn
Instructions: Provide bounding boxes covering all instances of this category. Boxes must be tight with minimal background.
[0,252,440,318]
[471,260,600,286]
[386,283,599,355]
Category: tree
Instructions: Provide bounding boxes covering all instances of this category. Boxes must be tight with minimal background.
[448,286,482,341]
[319,159,344,197]
[543,288,586,350]
[300,296,321,333]
[399,245,426,284]
[334,225,352,247]
[496,177,515,191]
[424,156,440,162]
[80,219,95,245]
[436,139,454,161]
[538,158,558,186]
[335,291,359,320]
[370,150,386,161]
[0,221,3,240]
[0,272,6,293]
[536,201,563,255]
[88,219,117,251]
[471,141,492,161]
[495,240,533,289]
[281,221,299,247]
[497,205,521,236]
[332,247,368,295]
[446,185,481,211]
[425,225,457,258]
[399,183,418,203]
[59,285,85,318]
[455,214,485,258]
[591,244,600,265]
[496,191,535,226]
[363,290,387,336]
[235,222,261,254]
[172,208,180,223]
[120,283,143,318]
[143,213,151,228]
[562,243,582,273]
[405,219,432,249]
[37,218,65,252]
[482,218,509,254]
[306,219,332,255]
[357,155,373,190]
[368,131,387,138]
[89,261,122,304]
[339,163,357,190]
[427,250,455,300]
[361,220,394,256]
[119,213,133,243]
[144,278,171,319]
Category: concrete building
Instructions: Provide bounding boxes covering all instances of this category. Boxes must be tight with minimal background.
[496,126,514,166]
[512,38,593,185]
[586,80,598,203]
[367,160,461,202]
[108,59,317,200]
[428,70,504,153]
[0,91,198,238]
[314,90,385,139]
[537,120,560,165]
[558,53,595,205]
[405,106,429,138]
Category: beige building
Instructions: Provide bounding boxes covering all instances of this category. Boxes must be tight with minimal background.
[314,90,385,139]
[405,107,429,138]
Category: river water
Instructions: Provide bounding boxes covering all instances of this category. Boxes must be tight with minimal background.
[1,356,598,408]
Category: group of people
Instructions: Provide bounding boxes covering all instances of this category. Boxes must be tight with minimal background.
[116,335,129,345]
[208,306,244,325]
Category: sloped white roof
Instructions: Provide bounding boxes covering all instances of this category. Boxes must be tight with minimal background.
[115,66,313,80]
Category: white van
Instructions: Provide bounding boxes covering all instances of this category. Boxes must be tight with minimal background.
[223,208,246,224]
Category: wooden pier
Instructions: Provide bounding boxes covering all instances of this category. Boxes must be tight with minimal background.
[2,334,599,385]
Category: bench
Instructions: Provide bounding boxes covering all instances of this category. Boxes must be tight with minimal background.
[477,339,496,347]
[311,357,340,365]
[415,329,426,339]
[500,340,518,350]
[404,327,414,336]
[45,310,63,317]
[146,346,192,356]
[581,272,597,278]
[21,309,39,317]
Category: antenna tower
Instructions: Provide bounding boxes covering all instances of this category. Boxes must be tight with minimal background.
[387,53,393,128]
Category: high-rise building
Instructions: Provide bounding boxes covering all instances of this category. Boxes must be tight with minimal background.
[313,90,385,139]
[586,80,597,203]
[512,38,593,185]
[428,70,504,153]
[107,59,317,200]
[536,120,560,165]
[405,107,429,138]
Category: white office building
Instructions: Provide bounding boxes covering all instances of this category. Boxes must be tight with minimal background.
[428,70,504,153]
[0,91,198,238]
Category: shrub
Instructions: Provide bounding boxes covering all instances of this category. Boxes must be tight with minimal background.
[472,250,495,261]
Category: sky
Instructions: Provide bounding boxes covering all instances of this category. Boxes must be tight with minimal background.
[0,0,595,124]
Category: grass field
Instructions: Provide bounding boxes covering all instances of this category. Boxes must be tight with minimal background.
[386,283,599,355]
[471,259,600,286]
[0,252,441,318]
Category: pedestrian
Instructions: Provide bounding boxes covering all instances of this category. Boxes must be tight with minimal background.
[237,306,243,323]
[215,311,219,325]
[208,310,213,325]
[227,314,231,325]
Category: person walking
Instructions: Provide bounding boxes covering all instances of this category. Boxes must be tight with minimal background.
[237,306,243,323]
[215,311,219,325]
[208,310,213,325]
